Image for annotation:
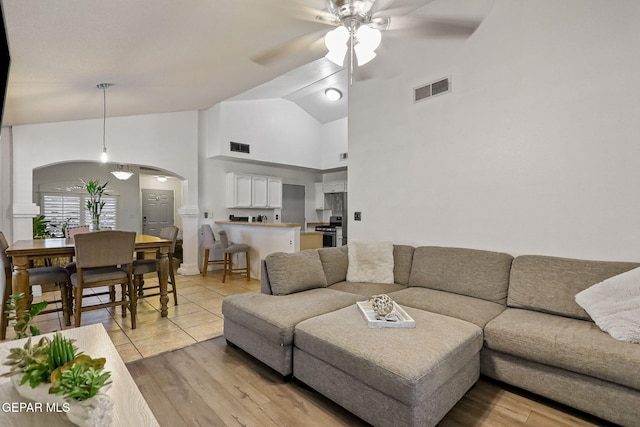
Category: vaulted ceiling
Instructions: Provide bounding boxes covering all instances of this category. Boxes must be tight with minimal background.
[1,0,344,126]
[1,0,492,127]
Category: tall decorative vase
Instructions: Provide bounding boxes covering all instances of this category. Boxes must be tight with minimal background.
[91,216,100,232]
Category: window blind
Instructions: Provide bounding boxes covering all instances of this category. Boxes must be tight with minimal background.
[42,193,118,235]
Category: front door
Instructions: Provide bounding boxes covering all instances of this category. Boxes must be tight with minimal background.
[141,189,174,236]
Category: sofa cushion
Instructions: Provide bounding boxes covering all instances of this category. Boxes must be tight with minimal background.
[393,245,415,285]
[346,240,394,284]
[294,305,483,406]
[575,266,640,343]
[408,246,513,304]
[222,289,362,346]
[328,281,406,298]
[484,308,640,391]
[265,250,327,296]
[388,287,506,328]
[508,255,639,320]
[318,246,348,286]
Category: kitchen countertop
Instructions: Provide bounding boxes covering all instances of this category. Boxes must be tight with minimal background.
[215,221,303,228]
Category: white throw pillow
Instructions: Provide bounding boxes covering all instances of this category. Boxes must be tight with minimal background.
[346,240,394,284]
[575,266,640,343]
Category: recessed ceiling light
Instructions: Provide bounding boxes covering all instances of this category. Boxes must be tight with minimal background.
[325,88,342,102]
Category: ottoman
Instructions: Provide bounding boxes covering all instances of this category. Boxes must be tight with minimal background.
[293,305,483,427]
[222,289,362,376]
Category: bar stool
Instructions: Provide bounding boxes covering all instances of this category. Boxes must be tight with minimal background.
[201,224,224,276]
[218,230,250,283]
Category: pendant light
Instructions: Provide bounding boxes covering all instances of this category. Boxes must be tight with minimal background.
[111,164,134,180]
[97,83,112,163]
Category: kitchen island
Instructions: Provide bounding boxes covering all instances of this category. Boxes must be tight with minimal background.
[214,221,302,279]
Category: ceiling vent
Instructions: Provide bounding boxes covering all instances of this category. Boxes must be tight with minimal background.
[230,141,250,154]
[414,77,450,103]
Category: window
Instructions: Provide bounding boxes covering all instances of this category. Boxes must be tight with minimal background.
[42,193,118,236]
[83,196,117,231]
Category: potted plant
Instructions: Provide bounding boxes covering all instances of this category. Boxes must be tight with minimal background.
[2,295,114,427]
[33,214,53,239]
[82,179,109,231]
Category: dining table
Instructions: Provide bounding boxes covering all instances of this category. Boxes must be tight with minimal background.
[5,234,173,320]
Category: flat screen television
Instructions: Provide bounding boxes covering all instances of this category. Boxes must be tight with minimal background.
[0,4,10,134]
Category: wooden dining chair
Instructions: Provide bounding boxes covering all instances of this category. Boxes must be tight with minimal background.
[201,224,224,276]
[70,230,137,328]
[132,226,179,305]
[65,225,90,239]
[63,225,90,275]
[0,231,72,340]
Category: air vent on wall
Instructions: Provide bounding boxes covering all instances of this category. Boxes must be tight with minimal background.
[230,141,250,154]
[414,77,450,103]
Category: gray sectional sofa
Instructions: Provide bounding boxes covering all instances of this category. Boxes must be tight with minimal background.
[222,245,640,427]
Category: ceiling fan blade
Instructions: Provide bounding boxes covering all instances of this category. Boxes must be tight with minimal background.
[251,30,328,67]
[372,0,437,18]
[276,0,339,25]
[383,15,483,39]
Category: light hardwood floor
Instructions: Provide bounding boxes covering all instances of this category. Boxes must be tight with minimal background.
[4,269,614,426]
[127,337,611,427]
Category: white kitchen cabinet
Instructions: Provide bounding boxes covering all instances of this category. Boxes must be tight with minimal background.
[268,177,282,208]
[323,180,346,193]
[226,172,253,208]
[314,182,326,210]
[226,172,282,209]
[252,175,268,208]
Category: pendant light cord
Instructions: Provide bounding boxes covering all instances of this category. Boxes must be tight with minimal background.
[102,84,106,152]
[97,83,111,162]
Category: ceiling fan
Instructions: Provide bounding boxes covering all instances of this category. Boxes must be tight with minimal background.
[253,0,484,81]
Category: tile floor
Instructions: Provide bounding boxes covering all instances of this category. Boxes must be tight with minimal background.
[2,270,260,363]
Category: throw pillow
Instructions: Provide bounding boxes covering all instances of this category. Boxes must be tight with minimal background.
[318,246,348,285]
[575,266,640,343]
[265,250,327,296]
[346,240,394,284]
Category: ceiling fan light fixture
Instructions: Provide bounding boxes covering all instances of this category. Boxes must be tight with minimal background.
[354,44,377,66]
[325,26,350,65]
[356,25,381,51]
[325,46,348,66]
[325,88,342,101]
[325,26,350,50]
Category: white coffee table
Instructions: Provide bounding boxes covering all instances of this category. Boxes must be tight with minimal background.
[0,323,159,426]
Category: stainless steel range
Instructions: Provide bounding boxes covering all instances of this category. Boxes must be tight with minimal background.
[315,216,343,247]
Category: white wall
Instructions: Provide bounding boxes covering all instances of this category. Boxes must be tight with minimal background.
[8,110,201,274]
[0,128,12,238]
[206,99,348,170]
[348,0,640,262]
[320,117,349,170]
[33,162,142,233]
